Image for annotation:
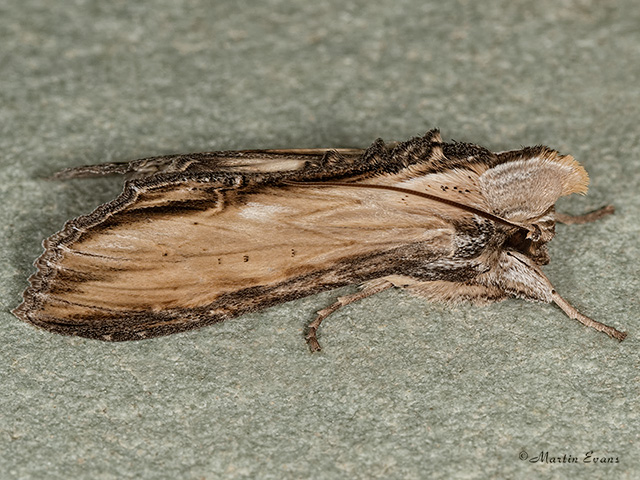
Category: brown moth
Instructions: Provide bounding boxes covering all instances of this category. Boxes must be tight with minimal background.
[13,129,626,350]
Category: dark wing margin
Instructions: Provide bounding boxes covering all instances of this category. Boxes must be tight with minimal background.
[52,128,447,180]
[15,129,486,341]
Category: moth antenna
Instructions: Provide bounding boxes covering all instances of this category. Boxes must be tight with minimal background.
[284,180,530,233]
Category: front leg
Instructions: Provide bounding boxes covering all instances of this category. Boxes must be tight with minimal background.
[552,291,626,340]
[555,205,614,224]
[478,250,626,340]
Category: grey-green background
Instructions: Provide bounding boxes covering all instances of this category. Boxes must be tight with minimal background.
[2,1,638,479]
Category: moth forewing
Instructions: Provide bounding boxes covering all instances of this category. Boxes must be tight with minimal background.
[14,130,626,348]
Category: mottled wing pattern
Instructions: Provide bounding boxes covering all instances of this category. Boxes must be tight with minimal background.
[17,133,480,340]
[54,148,366,179]
[15,129,596,342]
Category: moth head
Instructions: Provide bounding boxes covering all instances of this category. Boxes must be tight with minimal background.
[504,223,553,265]
[479,147,589,225]
[477,147,589,264]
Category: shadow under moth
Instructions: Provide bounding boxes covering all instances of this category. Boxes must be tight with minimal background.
[14,129,626,350]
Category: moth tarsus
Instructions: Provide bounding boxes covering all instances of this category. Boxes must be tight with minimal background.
[552,291,626,341]
[306,279,395,351]
[13,129,626,351]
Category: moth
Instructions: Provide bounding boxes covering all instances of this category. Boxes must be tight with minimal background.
[14,129,626,350]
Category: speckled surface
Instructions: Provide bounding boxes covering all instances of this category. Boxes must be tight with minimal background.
[2,1,639,478]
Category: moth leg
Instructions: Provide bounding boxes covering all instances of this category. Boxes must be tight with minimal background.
[552,292,626,340]
[479,251,626,341]
[306,279,394,352]
[555,205,614,224]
